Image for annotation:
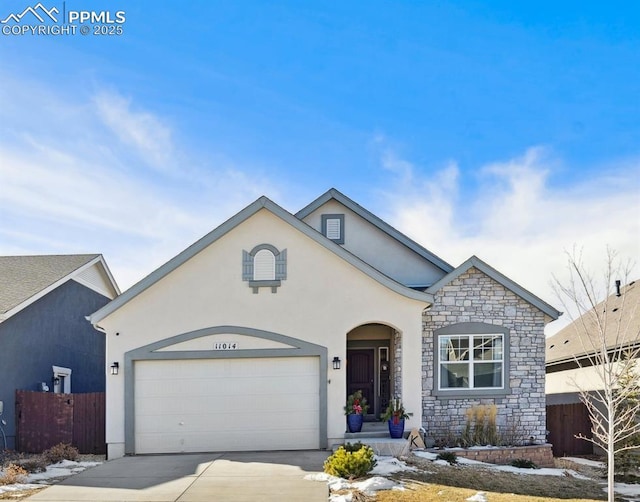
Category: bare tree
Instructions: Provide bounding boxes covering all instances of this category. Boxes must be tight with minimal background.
[553,248,639,502]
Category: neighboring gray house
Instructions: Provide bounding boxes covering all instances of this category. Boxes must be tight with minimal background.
[546,278,640,405]
[0,254,119,449]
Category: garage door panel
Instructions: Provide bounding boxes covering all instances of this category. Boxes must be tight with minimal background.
[135,383,319,413]
[137,358,316,380]
[137,397,317,418]
[136,409,320,434]
[134,357,320,453]
[136,375,318,397]
[136,428,319,454]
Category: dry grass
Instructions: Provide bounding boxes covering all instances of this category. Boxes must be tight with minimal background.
[0,487,46,499]
[0,465,28,485]
[0,452,105,499]
[375,454,608,501]
[377,481,603,502]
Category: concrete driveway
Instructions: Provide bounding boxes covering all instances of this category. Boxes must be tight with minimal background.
[26,451,330,502]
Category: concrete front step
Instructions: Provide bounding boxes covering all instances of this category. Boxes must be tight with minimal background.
[344,421,408,440]
[344,430,390,440]
[343,437,410,457]
[341,422,412,457]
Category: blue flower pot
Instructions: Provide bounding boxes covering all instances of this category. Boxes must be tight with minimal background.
[388,418,405,438]
[347,413,364,433]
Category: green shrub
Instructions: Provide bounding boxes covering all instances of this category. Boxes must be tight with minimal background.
[436,451,458,465]
[43,443,79,464]
[343,441,366,453]
[511,458,538,469]
[323,443,377,480]
[0,464,28,485]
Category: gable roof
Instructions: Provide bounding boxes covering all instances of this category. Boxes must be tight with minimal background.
[426,255,561,320]
[0,254,120,321]
[295,188,454,275]
[546,279,640,366]
[90,196,434,325]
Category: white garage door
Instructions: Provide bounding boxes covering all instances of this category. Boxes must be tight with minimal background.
[134,357,320,454]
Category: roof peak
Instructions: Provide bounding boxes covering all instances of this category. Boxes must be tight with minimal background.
[296,188,453,273]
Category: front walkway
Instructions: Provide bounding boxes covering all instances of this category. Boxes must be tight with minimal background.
[27,451,330,502]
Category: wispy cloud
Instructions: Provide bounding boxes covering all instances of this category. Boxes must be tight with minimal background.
[93,91,174,172]
[376,145,640,333]
[379,147,460,249]
[0,74,279,289]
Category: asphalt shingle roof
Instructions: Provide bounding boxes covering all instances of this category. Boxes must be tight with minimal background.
[546,279,640,365]
[0,254,99,315]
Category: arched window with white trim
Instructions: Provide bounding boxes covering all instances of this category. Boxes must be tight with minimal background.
[253,249,275,280]
[242,244,287,293]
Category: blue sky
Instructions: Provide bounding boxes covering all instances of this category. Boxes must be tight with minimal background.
[1,1,638,331]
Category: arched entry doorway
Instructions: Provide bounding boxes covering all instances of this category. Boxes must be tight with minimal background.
[346,323,398,418]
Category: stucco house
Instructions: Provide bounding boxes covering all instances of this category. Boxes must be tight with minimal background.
[0,254,119,449]
[89,188,560,459]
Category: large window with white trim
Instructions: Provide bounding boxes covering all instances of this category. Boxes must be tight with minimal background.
[438,334,504,390]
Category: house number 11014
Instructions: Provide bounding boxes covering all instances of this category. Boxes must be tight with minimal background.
[213,342,239,350]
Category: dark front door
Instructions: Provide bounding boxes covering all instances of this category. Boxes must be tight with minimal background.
[347,349,375,416]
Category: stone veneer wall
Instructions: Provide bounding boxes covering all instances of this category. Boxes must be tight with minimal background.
[452,444,554,468]
[392,329,402,398]
[422,267,548,444]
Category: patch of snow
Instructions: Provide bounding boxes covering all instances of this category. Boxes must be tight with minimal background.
[328,478,352,492]
[304,472,336,482]
[351,476,404,496]
[613,483,640,501]
[329,494,352,502]
[414,451,438,461]
[562,457,604,468]
[0,483,42,495]
[27,460,102,483]
[414,452,593,478]
[371,456,416,475]
[0,459,102,496]
[456,457,488,466]
[466,492,488,502]
[491,465,590,479]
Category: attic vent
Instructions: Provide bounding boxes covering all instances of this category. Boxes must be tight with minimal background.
[549,344,555,349]
[563,340,569,344]
[326,219,341,240]
[613,308,619,312]
[321,214,345,244]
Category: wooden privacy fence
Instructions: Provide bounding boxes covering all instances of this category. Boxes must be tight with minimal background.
[546,402,593,457]
[15,390,105,454]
